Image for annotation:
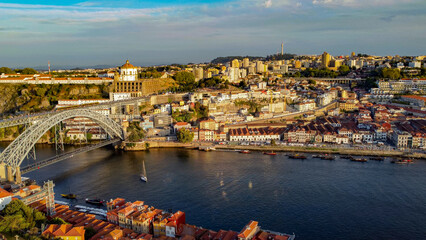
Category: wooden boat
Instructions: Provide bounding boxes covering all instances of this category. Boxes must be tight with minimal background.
[288,154,307,159]
[391,159,413,164]
[321,155,335,160]
[351,158,368,162]
[61,193,77,199]
[85,198,104,206]
[239,150,251,154]
[263,151,277,155]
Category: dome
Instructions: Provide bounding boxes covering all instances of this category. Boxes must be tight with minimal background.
[121,60,135,69]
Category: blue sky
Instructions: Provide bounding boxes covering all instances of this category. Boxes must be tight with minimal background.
[1,0,425,68]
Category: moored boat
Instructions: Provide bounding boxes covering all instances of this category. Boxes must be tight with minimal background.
[351,158,368,162]
[370,157,384,161]
[391,159,413,164]
[321,155,335,160]
[240,150,251,154]
[263,151,277,155]
[288,153,307,159]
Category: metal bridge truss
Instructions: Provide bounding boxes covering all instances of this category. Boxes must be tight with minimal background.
[0,109,123,174]
[0,97,147,129]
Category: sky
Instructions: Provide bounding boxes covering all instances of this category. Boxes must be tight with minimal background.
[0,0,425,68]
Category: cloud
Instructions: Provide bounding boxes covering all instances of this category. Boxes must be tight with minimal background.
[264,0,273,8]
[312,0,415,8]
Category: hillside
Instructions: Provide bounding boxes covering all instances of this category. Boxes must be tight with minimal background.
[0,84,112,115]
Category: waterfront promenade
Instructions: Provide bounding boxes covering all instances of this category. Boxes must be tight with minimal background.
[124,141,426,159]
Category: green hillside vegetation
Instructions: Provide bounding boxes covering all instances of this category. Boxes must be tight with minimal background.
[0,84,111,115]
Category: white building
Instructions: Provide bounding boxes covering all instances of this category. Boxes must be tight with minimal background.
[0,188,12,211]
[409,61,421,68]
[295,101,316,112]
[110,92,132,101]
[119,60,138,81]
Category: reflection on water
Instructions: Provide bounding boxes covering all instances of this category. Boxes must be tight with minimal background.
[1,143,426,240]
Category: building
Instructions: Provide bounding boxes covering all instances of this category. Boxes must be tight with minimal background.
[321,52,331,68]
[229,128,282,142]
[174,122,192,133]
[110,92,132,101]
[42,224,85,240]
[242,58,250,68]
[0,188,12,210]
[193,67,204,81]
[401,95,426,108]
[295,101,316,112]
[238,221,260,240]
[231,59,240,68]
[154,115,172,128]
[119,60,138,81]
[200,119,219,131]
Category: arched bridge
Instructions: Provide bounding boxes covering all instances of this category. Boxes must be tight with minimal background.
[0,109,124,181]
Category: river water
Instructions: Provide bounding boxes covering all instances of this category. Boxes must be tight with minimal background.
[2,143,426,240]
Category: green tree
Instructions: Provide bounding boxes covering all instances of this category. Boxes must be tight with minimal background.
[177,128,194,143]
[0,67,15,74]
[47,217,68,225]
[174,71,196,91]
[338,65,350,76]
[20,68,38,74]
[381,68,400,79]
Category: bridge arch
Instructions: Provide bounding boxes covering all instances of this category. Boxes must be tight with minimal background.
[0,109,123,173]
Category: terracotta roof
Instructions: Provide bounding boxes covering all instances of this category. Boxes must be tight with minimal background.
[0,188,12,198]
[238,221,258,238]
[122,60,136,69]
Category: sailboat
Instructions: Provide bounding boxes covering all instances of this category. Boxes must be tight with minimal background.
[140,160,148,182]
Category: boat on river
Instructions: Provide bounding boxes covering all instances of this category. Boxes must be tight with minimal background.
[240,150,251,154]
[263,151,277,155]
[351,158,368,162]
[370,156,384,161]
[321,155,335,160]
[85,198,104,206]
[61,193,77,199]
[391,159,413,164]
[288,153,307,159]
[140,160,148,182]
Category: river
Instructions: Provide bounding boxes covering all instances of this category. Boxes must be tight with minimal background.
[2,143,426,240]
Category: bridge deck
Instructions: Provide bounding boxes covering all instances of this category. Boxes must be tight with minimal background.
[21,138,121,174]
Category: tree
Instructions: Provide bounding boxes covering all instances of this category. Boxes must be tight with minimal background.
[338,65,350,76]
[0,67,15,74]
[174,71,196,91]
[239,80,247,89]
[381,68,400,80]
[177,128,194,143]
[47,217,68,225]
[20,68,38,74]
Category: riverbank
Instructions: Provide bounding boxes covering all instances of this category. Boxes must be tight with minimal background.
[215,145,426,159]
[124,141,426,159]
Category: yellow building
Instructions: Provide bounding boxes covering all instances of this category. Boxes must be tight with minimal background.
[200,119,219,130]
[340,101,358,111]
[231,59,240,68]
[294,60,302,69]
[329,59,342,71]
[42,224,85,240]
[321,52,331,68]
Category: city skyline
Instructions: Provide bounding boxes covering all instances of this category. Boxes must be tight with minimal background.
[1,0,425,68]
